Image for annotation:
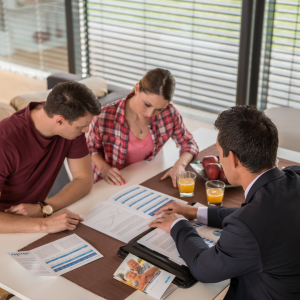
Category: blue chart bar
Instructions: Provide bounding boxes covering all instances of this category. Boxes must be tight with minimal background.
[51,250,93,269]
[121,190,146,204]
[54,252,97,272]
[148,200,174,216]
[129,193,154,207]
[137,195,161,210]
[46,245,88,264]
[144,198,170,214]
[114,187,140,202]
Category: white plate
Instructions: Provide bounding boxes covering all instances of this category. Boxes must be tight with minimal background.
[190,162,240,188]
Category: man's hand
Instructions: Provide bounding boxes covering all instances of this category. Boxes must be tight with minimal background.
[154,201,197,220]
[160,163,185,187]
[41,209,84,233]
[101,164,126,186]
[5,203,43,218]
[149,213,184,233]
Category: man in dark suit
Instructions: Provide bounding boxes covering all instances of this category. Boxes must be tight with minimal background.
[149,106,300,300]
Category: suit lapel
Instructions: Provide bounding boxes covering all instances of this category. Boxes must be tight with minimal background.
[245,168,284,204]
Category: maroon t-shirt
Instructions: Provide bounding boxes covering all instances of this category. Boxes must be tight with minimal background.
[0,102,89,211]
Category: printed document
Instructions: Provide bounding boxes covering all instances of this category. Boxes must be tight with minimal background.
[8,234,103,276]
[114,253,177,300]
[81,184,187,243]
[138,221,222,266]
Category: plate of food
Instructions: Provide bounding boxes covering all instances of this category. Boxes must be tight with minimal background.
[190,155,240,188]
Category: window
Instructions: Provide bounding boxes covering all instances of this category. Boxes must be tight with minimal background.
[87,0,242,113]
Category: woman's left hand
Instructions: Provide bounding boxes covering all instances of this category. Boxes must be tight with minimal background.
[160,163,185,187]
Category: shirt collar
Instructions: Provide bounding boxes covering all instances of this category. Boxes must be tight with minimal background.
[244,168,274,199]
[115,92,134,124]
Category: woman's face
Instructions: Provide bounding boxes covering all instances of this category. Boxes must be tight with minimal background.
[133,84,170,119]
[127,270,140,281]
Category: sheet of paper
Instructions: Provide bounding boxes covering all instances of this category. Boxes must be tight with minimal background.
[138,220,222,266]
[113,253,176,300]
[82,184,187,243]
[8,234,103,276]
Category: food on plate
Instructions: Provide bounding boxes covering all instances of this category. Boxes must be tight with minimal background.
[202,155,218,169]
[205,163,222,180]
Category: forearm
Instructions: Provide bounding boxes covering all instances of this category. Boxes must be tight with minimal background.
[46,176,93,212]
[91,153,110,173]
[175,151,194,168]
[0,211,43,233]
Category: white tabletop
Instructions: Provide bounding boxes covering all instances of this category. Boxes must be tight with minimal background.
[1,128,299,300]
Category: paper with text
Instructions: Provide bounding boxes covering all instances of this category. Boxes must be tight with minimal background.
[8,234,103,276]
[138,221,222,266]
[81,184,187,243]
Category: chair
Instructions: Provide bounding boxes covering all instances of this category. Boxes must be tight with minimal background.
[264,107,300,152]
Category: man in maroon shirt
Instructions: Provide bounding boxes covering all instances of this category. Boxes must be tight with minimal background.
[0,81,101,233]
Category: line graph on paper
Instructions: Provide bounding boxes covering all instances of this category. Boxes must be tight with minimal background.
[91,208,128,229]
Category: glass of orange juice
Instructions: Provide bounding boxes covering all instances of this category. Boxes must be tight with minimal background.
[177,171,196,197]
[205,180,225,206]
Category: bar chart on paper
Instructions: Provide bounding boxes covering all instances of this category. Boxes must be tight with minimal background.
[81,185,187,243]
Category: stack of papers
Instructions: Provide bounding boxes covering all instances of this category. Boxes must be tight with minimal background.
[114,253,177,300]
[138,221,222,266]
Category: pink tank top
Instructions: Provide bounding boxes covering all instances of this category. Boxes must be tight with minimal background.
[123,131,154,167]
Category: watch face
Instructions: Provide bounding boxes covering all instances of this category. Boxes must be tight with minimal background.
[44,205,53,215]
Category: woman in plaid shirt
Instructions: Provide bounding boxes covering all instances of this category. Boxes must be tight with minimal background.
[87,68,199,186]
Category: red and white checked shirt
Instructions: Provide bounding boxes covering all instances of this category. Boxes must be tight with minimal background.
[87,93,199,183]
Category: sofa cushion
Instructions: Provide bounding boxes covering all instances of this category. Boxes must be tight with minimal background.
[80,76,108,98]
[0,102,16,121]
[10,90,51,111]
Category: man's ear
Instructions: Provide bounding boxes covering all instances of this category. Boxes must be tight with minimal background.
[228,150,239,169]
[55,115,66,126]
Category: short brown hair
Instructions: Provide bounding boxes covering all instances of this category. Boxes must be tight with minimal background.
[44,81,101,122]
[215,105,278,173]
[133,68,176,102]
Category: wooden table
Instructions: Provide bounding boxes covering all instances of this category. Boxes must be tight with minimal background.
[1,128,299,300]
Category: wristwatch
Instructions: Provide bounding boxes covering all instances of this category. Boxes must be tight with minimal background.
[38,201,53,218]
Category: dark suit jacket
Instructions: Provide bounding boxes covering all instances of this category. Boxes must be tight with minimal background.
[171,166,300,300]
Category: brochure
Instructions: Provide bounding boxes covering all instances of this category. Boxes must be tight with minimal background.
[8,234,103,276]
[114,253,177,300]
[81,184,187,243]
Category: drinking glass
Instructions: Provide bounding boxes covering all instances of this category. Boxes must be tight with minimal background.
[205,180,225,206]
[177,171,196,197]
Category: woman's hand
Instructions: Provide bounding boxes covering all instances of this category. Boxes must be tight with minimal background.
[101,164,126,186]
[160,163,185,187]
[161,152,194,187]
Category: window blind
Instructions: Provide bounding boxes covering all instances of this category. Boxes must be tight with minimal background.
[0,0,68,76]
[259,0,300,109]
[87,0,242,113]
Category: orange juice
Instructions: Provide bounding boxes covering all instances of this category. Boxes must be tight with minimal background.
[178,178,195,194]
[206,188,224,204]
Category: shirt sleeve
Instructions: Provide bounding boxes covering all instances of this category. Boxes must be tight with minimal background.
[86,116,104,157]
[170,107,199,158]
[0,138,14,192]
[67,133,89,159]
[197,207,208,225]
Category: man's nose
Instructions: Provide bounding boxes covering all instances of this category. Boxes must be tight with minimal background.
[82,127,89,133]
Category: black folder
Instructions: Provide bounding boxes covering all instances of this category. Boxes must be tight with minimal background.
[118,228,197,289]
